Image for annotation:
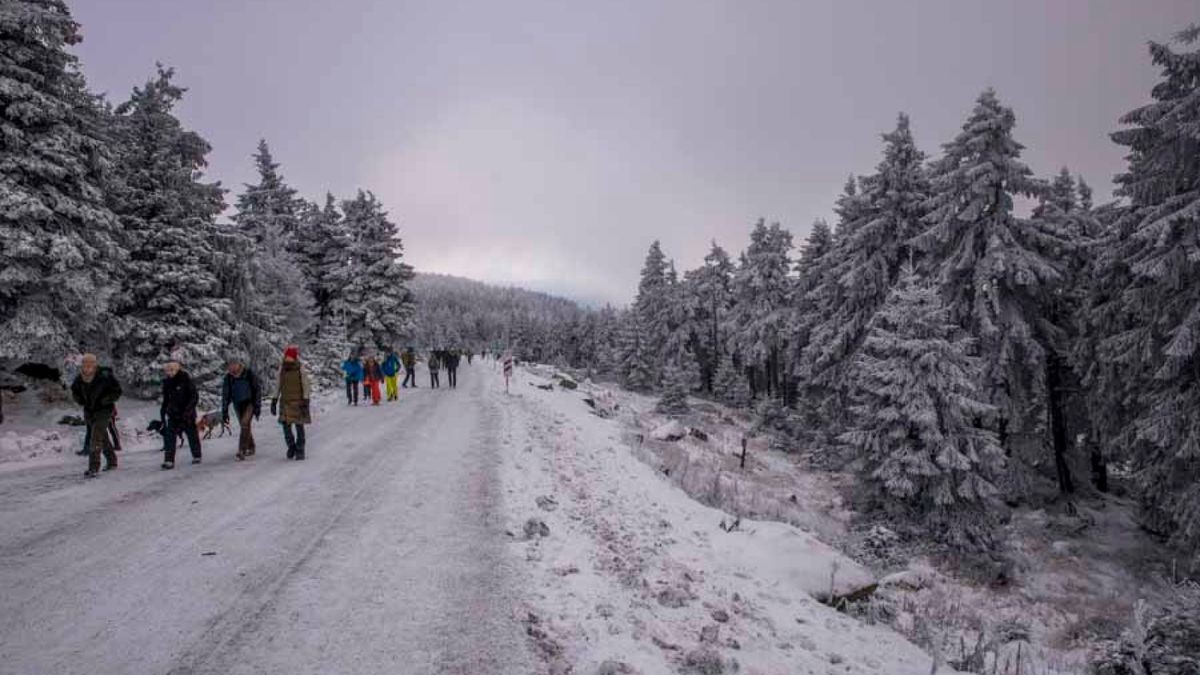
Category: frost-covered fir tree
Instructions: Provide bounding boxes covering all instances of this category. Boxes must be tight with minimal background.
[0,0,122,361]
[802,114,930,415]
[685,241,735,391]
[1087,25,1200,549]
[235,139,304,243]
[632,240,672,386]
[713,350,751,408]
[656,362,691,415]
[727,220,793,400]
[294,193,350,333]
[232,141,314,351]
[841,265,1005,550]
[616,312,654,392]
[916,89,1068,498]
[337,190,415,351]
[105,66,235,393]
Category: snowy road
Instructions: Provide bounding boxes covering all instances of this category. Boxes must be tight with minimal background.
[0,362,532,675]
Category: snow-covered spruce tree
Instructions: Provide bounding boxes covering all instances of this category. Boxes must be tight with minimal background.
[915,88,1068,500]
[337,190,415,351]
[684,241,735,391]
[105,66,235,394]
[790,218,836,368]
[801,114,931,434]
[1086,25,1200,549]
[662,261,703,392]
[1032,167,1103,495]
[789,219,838,436]
[840,265,1005,550]
[727,220,794,401]
[294,193,350,334]
[713,350,751,408]
[616,311,654,392]
[231,141,314,357]
[0,0,123,362]
[632,240,672,387]
[656,362,691,415]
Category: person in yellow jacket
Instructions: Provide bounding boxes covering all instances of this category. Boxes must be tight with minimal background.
[271,345,312,460]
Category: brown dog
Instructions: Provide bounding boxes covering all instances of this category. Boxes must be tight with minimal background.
[195,410,232,440]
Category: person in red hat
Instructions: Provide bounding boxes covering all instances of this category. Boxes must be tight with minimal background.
[271,345,312,460]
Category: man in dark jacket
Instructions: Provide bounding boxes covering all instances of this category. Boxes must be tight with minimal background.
[221,357,261,461]
[160,360,201,470]
[445,349,461,389]
[70,354,123,478]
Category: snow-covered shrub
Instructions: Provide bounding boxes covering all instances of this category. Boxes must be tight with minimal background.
[1091,598,1200,675]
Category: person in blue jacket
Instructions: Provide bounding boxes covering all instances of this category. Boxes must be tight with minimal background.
[381,348,402,402]
[341,353,364,406]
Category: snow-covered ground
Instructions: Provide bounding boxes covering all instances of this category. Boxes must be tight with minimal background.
[0,362,531,675]
[5,359,1166,674]
[497,363,951,674]
[499,365,1192,675]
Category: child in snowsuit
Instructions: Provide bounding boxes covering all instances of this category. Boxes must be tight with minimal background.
[342,355,363,405]
[363,356,383,406]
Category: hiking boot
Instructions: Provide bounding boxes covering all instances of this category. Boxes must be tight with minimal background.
[235,452,245,461]
[286,447,295,459]
[161,462,174,470]
[83,469,99,479]
[294,451,305,461]
[102,464,117,472]
[191,457,201,465]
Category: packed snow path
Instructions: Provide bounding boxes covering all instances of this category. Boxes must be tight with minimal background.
[0,362,532,675]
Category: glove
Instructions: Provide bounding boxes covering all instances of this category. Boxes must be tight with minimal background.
[253,407,261,421]
[270,398,278,417]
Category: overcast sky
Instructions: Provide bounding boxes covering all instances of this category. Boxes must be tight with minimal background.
[73,0,1196,306]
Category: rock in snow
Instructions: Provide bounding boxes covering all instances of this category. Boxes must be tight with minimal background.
[524,518,551,539]
[649,420,686,441]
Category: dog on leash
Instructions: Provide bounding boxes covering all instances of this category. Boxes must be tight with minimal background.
[147,411,231,446]
[195,410,232,440]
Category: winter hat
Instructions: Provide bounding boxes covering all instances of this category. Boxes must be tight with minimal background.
[284,345,300,361]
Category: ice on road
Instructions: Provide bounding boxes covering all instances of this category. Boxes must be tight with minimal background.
[0,362,532,675]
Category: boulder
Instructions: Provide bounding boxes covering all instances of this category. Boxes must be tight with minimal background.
[650,420,686,442]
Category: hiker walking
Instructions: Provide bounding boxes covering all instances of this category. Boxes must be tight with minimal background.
[342,353,363,405]
[428,350,441,388]
[363,355,383,406]
[221,357,262,461]
[382,349,401,401]
[446,349,461,389]
[70,354,122,478]
[401,347,417,388]
[272,345,312,460]
[160,359,202,470]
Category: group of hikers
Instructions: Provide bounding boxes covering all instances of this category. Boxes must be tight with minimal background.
[69,345,312,477]
[339,347,470,405]
[66,345,480,478]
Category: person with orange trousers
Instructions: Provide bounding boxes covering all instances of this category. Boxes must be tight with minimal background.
[362,355,383,406]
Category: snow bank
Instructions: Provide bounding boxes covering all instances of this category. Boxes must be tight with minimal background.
[496,364,951,674]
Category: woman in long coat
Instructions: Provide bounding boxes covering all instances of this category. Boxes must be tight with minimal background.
[273,345,312,460]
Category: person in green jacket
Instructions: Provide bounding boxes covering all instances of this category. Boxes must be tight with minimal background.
[272,345,312,460]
